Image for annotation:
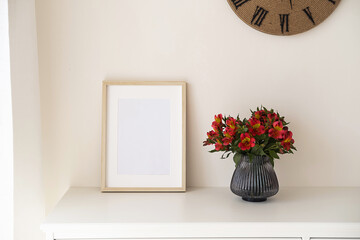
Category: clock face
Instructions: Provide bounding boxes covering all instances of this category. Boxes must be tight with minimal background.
[227,0,341,35]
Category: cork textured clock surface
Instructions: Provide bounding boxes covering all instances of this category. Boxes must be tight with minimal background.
[227,0,341,35]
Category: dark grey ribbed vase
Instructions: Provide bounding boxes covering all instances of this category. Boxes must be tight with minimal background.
[230,155,279,202]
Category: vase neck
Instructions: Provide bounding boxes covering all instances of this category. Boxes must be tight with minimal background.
[241,155,269,164]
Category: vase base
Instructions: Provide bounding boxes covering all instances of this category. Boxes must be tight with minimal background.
[242,197,267,202]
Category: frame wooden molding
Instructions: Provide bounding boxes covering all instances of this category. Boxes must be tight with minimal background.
[101,81,186,192]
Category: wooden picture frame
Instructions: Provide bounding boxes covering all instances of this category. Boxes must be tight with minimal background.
[101,81,186,192]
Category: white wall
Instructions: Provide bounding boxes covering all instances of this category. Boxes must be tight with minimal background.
[35,0,360,212]
[9,0,44,239]
[0,0,13,239]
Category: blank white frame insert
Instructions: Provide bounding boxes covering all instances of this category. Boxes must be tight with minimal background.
[117,98,170,176]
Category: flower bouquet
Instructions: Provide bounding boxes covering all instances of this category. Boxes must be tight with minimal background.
[203,106,296,201]
[203,106,296,166]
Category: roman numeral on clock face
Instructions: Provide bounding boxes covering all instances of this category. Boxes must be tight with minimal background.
[279,14,289,34]
[303,6,315,25]
[230,0,251,9]
[251,6,269,27]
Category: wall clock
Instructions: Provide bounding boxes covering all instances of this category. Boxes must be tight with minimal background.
[227,0,341,35]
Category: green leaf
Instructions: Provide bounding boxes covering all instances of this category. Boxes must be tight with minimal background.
[221,151,228,159]
[262,137,269,147]
[251,145,260,153]
[269,150,280,159]
[258,134,266,141]
[248,153,254,162]
[290,145,297,151]
[250,145,265,156]
[269,157,274,167]
[221,151,232,159]
[258,148,266,156]
[264,142,275,151]
[233,153,242,167]
[209,149,218,153]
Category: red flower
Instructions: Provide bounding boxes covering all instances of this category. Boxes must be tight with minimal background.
[248,118,265,136]
[254,110,265,120]
[214,114,223,124]
[203,140,211,146]
[222,137,233,146]
[224,127,236,138]
[226,117,237,129]
[207,130,218,140]
[268,121,285,139]
[238,133,255,151]
[215,140,224,151]
[281,131,294,150]
[267,113,279,122]
[212,121,221,133]
[212,114,223,133]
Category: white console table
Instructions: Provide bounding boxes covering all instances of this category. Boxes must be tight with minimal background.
[41,187,360,240]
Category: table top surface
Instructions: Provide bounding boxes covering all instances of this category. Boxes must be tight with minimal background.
[42,186,360,225]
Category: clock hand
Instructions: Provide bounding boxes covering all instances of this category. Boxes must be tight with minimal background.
[289,0,293,9]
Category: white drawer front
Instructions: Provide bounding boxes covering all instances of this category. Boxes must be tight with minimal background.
[311,239,360,240]
[59,238,301,240]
